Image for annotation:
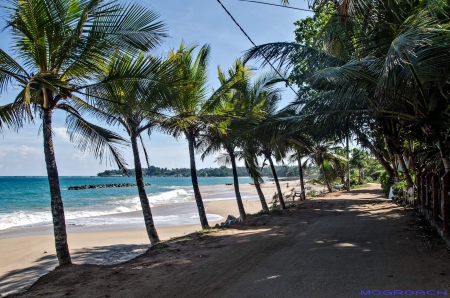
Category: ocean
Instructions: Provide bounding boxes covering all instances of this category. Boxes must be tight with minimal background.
[0,176,256,231]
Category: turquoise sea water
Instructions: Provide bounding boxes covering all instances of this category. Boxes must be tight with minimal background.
[0,176,254,230]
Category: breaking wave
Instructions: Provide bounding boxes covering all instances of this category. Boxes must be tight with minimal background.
[0,188,193,230]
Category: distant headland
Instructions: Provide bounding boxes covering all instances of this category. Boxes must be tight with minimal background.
[97,165,303,178]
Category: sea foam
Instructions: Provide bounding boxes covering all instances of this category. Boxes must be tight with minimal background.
[0,188,193,230]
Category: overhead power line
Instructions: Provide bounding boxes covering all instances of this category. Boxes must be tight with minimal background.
[238,0,355,19]
[216,0,299,97]
[239,0,316,13]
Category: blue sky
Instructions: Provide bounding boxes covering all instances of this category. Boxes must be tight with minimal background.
[0,0,311,176]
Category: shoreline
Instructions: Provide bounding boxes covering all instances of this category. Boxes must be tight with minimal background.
[0,183,281,296]
[0,181,286,234]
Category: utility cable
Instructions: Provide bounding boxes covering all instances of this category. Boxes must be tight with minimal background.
[239,0,416,26]
[240,0,319,14]
[216,0,299,97]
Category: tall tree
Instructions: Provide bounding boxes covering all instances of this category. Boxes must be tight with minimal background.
[162,43,241,229]
[0,0,167,265]
[80,53,177,245]
[245,0,450,187]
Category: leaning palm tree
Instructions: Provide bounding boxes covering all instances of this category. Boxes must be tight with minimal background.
[288,135,313,201]
[241,140,270,212]
[161,43,241,229]
[239,71,287,211]
[307,141,346,192]
[0,0,167,265]
[78,53,177,245]
[246,0,450,178]
[198,60,252,220]
[254,117,289,210]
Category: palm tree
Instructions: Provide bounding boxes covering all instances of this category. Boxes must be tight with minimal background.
[241,142,270,212]
[288,136,313,201]
[254,115,288,210]
[161,43,242,229]
[230,68,286,212]
[0,0,167,265]
[310,141,346,192]
[350,148,369,184]
[79,53,177,245]
[245,0,450,182]
[199,60,286,219]
[198,60,251,220]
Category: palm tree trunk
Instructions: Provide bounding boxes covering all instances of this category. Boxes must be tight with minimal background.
[43,109,71,266]
[365,141,395,184]
[266,153,286,210]
[321,161,333,192]
[397,153,414,188]
[297,151,306,201]
[228,147,246,220]
[254,180,269,212]
[131,135,159,244]
[187,132,209,229]
[339,169,345,184]
[442,157,450,173]
[384,136,399,183]
[346,135,351,192]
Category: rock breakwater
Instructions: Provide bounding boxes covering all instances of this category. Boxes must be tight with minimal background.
[68,183,151,190]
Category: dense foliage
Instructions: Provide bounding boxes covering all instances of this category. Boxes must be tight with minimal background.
[98,165,316,178]
[245,0,450,197]
[379,171,391,196]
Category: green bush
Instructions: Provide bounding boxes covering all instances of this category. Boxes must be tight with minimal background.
[393,181,406,199]
[379,171,391,196]
[350,177,359,186]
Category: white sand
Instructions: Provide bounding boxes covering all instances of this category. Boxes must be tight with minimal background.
[0,182,289,296]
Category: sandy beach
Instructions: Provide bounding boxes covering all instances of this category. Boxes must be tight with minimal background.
[0,182,285,296]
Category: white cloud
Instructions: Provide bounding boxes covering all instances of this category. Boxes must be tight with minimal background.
[53,127,71,143]
[18,145,40,158]
[71,151,88,162]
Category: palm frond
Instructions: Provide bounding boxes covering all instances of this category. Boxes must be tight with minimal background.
[58,103,129,172]
[243,42,346,70]
[0,49,30,91]
[0,102,32,133]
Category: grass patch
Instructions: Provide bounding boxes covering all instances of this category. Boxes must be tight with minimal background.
[351,183,370,189]
[194,227,215,235]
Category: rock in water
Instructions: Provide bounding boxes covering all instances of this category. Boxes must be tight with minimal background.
[67,183,151,190]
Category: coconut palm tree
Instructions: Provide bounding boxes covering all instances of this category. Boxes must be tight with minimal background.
[310,141,347,192]
[77,52,177,245]
[161,43,242,229]
[200,60,285,218]
[287,135,313,200]
[0,0,167,265]
[236,75,285,212]
[197,60,251,220]
[251,112,290,209]
[241,142,270,212]
[245,0,450,181]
